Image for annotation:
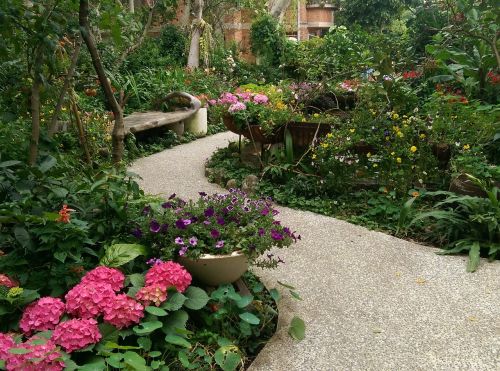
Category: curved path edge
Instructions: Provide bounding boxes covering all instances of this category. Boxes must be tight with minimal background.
[130,132,500,371]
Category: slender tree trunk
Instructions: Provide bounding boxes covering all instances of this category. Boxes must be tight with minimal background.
[269,0,291,21]
[79,0,124,164]
[70,92,92,164]
[187,0,204,69]
[129,0,135,13]
[28,76,41,166]
[49,36,82,137]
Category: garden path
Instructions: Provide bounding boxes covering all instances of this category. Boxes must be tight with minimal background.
[130,132,500,371]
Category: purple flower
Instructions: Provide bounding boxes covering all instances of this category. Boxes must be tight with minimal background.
[175,219,191,229]
[179,245,188,256]
[217,217,225,225]
[283,227,291,235]
[162,202,173,209]
[277,257,285,264]
[199,192,207,197]
[272,209,279,216]
[215,240,225,249]
[228,102,246,112]
[226,205,234,212]
[272,221,281,225]
[190,216,198,223]
[150,220,161,233]
[175,237,184,245]
[131,228,143,239]
[189,237,198,246]
[203,220,211,225]
[168,193,176,200]
[243,206,250,212]
[258,228,265,237]
[261,208,270,216]
[161,224,169,233]
[147,258,163,266]
[271,229,284,241]
[204,207,215,217]
[142,206,151,215]
[231,197,238,204]
[210,229,220,239]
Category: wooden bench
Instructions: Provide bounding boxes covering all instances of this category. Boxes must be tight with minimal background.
[124,92,201,135]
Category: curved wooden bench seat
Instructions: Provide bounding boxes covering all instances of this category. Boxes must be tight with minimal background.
[124,92,201,134]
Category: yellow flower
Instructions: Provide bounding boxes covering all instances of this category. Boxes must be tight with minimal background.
[301,117,306,122]
[397,132,404,138]
[419,133,426,139]
[372,163,378,168]
[410,146,417,153]
[396,157,402,164]
[463,144,470,150]
[392,113,399,120]
[367,152,371,158]
[312,154,317,159]
[349,128,355,133]
[321,143,329,149]
[390,152,395,156]
[313,113,320,118]
[326,133,333,138]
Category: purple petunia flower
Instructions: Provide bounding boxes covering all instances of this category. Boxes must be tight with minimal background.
[203,220,211,225]
[261,208,270,216]
[142,206,152,215]
[175,219,191,229]
[189,237,198,246]
[204,207,215,217]
[215,240,225,249]
[271,229,284,241]
[272,209,279,216]
[199,192,207,197]
[217,217,225,225]
[161,202,173,209]
[179,245,188,256]
[131,227,143,239]
[258,228,266,237]
[168,193,176,200]
[150,220,161,233]
[175,237,184,245]
[147,258,163,266]
[211,229,220,239]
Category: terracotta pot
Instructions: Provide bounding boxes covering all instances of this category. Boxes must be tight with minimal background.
[286,121,334,148]
[178,251,248,286]
[223,114,247,135]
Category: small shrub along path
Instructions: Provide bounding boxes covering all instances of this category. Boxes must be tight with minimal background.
[130,132,500,371]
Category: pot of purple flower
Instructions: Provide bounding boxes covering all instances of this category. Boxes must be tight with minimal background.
[132,190,300,286]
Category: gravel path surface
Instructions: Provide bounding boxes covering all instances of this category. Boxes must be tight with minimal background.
[130,132,500,371]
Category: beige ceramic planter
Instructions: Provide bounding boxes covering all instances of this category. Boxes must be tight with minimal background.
[178,251,248,286]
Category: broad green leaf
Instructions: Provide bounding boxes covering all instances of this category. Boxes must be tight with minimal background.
[14,226,32,250]
[235,295,253,308]
[98,323,120,344]
[288,316,305,340]
[162,310,188,336]
[214,346,241,371]
[38,156,57,173]
[54,251,67,263]
[161,292,186,311]
[105,353,124,368]
[133,321,163,335]
[269,288,281,303]
[100,244,147,267]
[165,334,191,348]
[75,356,106,371]
[0,160,21,167]
[148,351,161,358]
[137,337,152,351]
[466,242,481,273]
[146,306,168,316]
[128,273,145,288]
[183,286,209,310]
[239,312,260,325]
[123,351,148,370]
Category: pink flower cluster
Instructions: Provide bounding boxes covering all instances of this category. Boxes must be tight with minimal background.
[136,284,167,307]
[19,297,65,334]
[65,281,116,318]
[80,266,125,291]
[0,274,17,288]
[218,92,238,104]
[253,94,269,104]
[52,318,101,353]
[1,335,65,371]
[228,102,247,112]
[102,294,144,329]
[144,261,192,293]
[215,91,270,111]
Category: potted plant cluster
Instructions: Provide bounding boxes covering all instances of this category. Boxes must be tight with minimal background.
[132,189,300,286]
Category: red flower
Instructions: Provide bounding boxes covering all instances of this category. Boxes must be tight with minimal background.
[402,70,421,79]
[57,204,74,223]
[487,71,500,85]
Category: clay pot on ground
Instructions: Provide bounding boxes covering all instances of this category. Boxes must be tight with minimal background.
[178,251,248,286]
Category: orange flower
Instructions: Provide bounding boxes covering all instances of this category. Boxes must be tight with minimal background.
[57,204,75,223]
[411,191,420,198]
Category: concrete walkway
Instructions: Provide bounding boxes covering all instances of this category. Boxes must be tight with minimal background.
[130,132,500,371]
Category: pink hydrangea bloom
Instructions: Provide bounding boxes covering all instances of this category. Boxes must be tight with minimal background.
[5,336,64,371]
[136,285,168,307]
[253,94,269,104]
[65,282,115,318]
[228,102,246,113]
[0,274,17,288]
[19,297,65,334]
[0,333,15,362]
[218,92,238,104]
[102,294,144,329]
[236,92,252,102]
[145,261,192,293]
[80,266,125,292]
[52,318,101,353]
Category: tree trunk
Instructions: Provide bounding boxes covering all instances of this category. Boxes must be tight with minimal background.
[79,0,124,165]
[129,0,135,13]
[187,0,204,69]
[70,92,92,164]
[49,36,82,137]
[28,76,41,166]
[269,0,291,21]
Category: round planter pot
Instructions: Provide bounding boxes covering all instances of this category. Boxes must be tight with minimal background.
[178,251,249,286]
